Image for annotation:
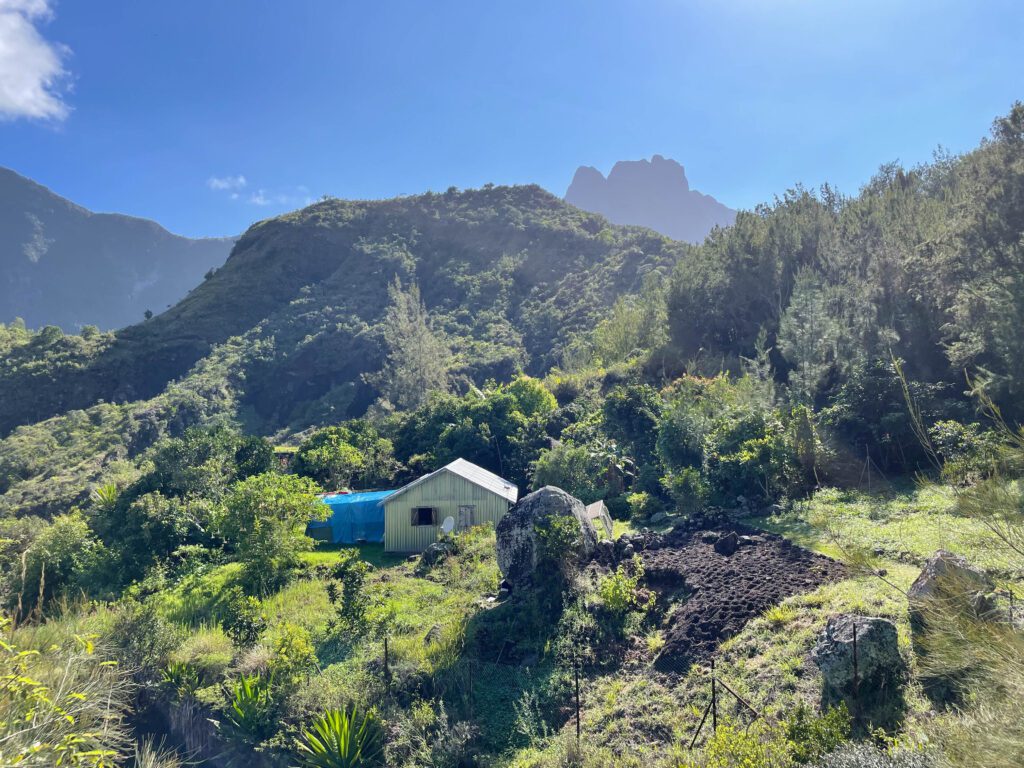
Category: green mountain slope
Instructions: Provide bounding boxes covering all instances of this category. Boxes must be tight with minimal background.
[0,185,683,515]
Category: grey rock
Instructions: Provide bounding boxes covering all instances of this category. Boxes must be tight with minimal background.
[812,614,905,729]
[495,486,597,588]
[418,540,454,570]
[700,531,719,544]
[595,539,616,563]
[424,624,443,645]
[714,531,739,556]
[908,550,996,623]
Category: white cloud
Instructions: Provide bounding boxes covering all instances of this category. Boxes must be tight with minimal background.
[206,174,247,191]
[0,0,70,121]
[247,186,312,208]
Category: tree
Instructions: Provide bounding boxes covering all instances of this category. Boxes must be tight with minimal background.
[373,278,451,410]
[215,473,326,594]
[602,384,662,462]
[531,442,606,503]
[778,267,840,404]
[591,291,667,365]
[293,422,398,490]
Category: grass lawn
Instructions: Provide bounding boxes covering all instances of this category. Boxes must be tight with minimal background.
[301,541,408,569]
[746,483,1015,576]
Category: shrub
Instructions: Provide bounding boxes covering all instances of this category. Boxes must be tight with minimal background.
[108,597,182,671]
[626,491,664,521]
[675,721,794,768]
[531,442,606,503]
[268,622,318,687]
[222,589,267,646]
[597,556,651,617]
[785,702,851,764]
[326,549,372,634]
[704,412,799,504]
[293,706,384,768]
[929,420,1001,485]
[214,473,325,594]
[0,620,134,767]
[664,467,710,514]
[223,674,275,739]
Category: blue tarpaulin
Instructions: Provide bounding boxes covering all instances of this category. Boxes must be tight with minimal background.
[307,490,394,544]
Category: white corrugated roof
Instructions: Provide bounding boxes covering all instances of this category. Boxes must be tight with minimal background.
[385,458,519,504]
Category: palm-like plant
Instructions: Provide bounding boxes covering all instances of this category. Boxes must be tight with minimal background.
[223,673,273,738]
[293,706,384,768]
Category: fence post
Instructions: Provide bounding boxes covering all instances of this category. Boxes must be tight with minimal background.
[384,635,391,692]
[711,658,718,734]
[574,658,581,743]
[851,622,859,726]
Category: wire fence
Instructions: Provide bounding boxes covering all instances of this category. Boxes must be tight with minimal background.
[370,635,779,755]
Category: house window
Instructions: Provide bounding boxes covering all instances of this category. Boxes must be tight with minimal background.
[411,507,437,526]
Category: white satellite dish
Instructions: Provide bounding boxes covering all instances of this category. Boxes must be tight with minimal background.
[440,516,455,535]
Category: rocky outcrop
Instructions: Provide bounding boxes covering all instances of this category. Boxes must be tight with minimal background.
[908,550,996,625]
[564,155,735,244]
[811,614,905,729]
[495,486,597,588]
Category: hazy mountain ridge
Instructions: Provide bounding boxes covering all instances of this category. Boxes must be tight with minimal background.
[0,167,235,332]
[565,155,735,243]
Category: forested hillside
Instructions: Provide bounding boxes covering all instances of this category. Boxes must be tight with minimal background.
[1,105,1022,768]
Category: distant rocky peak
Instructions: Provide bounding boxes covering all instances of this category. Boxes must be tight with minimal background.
[607,154,690,192]
[565,155,734,244]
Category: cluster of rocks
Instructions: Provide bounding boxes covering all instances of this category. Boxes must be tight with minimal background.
[593,529,666,566]
[810,549,1003,728]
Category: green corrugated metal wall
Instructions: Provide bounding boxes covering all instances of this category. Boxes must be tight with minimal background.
[383,469,513,552]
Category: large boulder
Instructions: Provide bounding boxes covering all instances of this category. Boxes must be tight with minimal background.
[907,550,996,626]
[811,614,905,730]
[496,486,597,588]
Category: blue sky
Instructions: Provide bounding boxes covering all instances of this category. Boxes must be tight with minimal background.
[1,0,1022,238]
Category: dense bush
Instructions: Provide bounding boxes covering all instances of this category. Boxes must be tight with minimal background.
[214,473,325,594]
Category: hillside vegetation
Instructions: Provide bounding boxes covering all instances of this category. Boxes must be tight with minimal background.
[0,105,1022,768]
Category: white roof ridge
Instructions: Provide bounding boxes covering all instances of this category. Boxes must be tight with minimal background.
[385,457,518,504]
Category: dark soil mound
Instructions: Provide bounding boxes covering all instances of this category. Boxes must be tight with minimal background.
[644,527,846,671]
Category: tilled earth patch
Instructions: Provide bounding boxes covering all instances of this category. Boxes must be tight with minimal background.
[642,528,846,670]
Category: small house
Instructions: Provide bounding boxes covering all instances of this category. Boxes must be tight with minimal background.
[585,500,614,539]
[383,458,519,552]
[307,489,395,545]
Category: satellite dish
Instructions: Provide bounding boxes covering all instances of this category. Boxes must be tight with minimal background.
[441,516,455,535]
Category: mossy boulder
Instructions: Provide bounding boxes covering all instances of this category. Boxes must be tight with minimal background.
[495,486,597,589]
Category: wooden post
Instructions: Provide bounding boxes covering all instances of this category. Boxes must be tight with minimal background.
[575,660,581,743]
[852,622,860,726]
[689,699,713,749]
[711,658,718,733]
